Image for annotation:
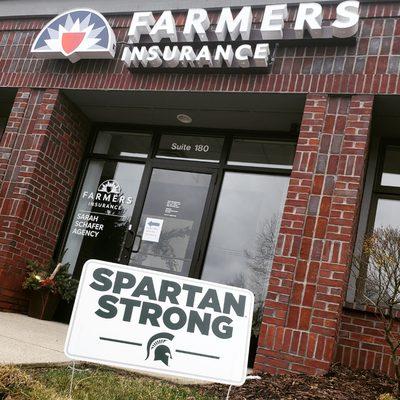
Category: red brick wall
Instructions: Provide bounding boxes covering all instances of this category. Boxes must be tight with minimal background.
[336,306,400,377]
[254,93,373,375]
[0,89,91,312]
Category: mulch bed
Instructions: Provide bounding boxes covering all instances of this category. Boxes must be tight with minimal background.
[199,364,396,400]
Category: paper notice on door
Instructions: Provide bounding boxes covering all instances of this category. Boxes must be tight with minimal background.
[142,217,164,243]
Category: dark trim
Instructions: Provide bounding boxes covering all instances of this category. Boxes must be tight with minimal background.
[93,121,299,141]
[363,138,389,237]
[191,135,231,279]
[150,158,220,172]
[372,139,400,195]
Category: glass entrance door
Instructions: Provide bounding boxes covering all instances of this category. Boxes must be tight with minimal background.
[125,168,213,276]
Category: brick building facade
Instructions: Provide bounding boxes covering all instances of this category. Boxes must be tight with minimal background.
[0,0,400,377]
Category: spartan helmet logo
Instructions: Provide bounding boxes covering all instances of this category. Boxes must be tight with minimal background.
[145,332,174,366]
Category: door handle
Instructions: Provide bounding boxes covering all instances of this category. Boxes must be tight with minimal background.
[118,231,142,263]
[124,229,136,249]
[132,235,142,253]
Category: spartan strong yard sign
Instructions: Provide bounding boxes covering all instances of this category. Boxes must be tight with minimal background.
[65,260,254,385]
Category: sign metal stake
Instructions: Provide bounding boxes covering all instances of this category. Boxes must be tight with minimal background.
[225,385,233,400]
[226,375,261,400]
[68,361,76,399]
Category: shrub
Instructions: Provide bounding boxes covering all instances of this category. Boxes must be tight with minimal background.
[23,260,78,302]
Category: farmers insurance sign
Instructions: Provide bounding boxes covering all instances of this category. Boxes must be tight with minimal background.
[65,260,254,385]
[32,2,360,68]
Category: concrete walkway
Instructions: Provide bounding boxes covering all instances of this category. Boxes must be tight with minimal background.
[0,312,253,385]
[0,312,191,381]
[0,312,70,364]
[0,312,209,384]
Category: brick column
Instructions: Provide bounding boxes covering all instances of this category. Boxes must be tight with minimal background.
[255,93,374,375]
[0,88,91,312]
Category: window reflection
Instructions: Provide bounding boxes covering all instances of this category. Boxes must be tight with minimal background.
[374,198,400,228]
[228,139,296,169]
[360,199,400,302]
[355,142,400,303]
[201,172,289,335]
[381,146,400,187]
[93,131,152,158]
[130,169,211,276]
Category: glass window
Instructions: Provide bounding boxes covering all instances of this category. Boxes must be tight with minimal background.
[63,160,144,277]
[156,134,224,162]
[373,198,400,228]
[228,139,296,169]
[201,172,289,335]
[381,146,400,187]
[93,131,152,158]
[353,142,400,303]
[129,169,211,276]
[357,198,400,302]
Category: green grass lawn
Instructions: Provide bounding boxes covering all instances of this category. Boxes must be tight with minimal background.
[0,365,219,400]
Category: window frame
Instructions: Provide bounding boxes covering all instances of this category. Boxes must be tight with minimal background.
[354,139,400,302]
[55,122,298,280]
[366,139,400,236]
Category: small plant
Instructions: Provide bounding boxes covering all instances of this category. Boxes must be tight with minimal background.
[23,259,78,302]
[379,394,396,400]
[353,227,400,397]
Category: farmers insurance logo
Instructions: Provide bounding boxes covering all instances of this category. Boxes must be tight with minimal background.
[31,9,116,63]
[32,3,360,68]
[82,180,133,213]
[97,180,121,195]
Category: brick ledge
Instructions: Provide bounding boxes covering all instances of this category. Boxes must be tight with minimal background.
[343,301,400,319]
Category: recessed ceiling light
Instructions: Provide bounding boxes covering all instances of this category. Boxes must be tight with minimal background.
[177,114,192,124]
